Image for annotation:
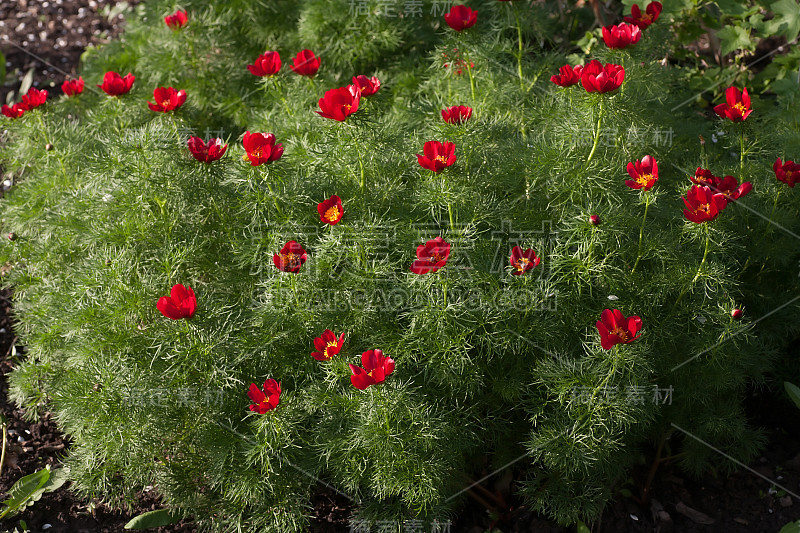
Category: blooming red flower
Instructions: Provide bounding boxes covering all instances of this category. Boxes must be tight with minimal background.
[61,76,84,97]
[164,9,188,29]
[242,132,283,166]
[410,236,450,274]
[352,75,381,96]
[273,241,307,273]
[416,141,456,173]
[682,185,728,223]
[550,64,583,87]
[20,88,47,110]
[316,85,360,122]
[580,60,625,93]
[148,87,187,113]
[625,155,658,191]
[311,330,345,361]
[711,175,752,201]
[714,87,752,122]
[596,308,642,350]
[156,283,197,320]
[774,158,800,188]
[247,51,281,77]
[97,71,135,96]
[290,49,321,77]
[441,105,472,124]
[602,22,642,49]
[1,103,25,119]
[510,246,541,276]
[690,167,717,187]
[187,137,228,163]
[317,195,343,225]
[444,5,478,31]
[349,349,395,390]
[624,2,662,29]
[247,379,281,414]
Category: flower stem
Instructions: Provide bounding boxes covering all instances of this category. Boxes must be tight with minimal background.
[448,202,455,232]
[631,192,651,274]
[271,78,293,118]
[463,45,477,103]
[588,346,619,406]
[692,224,711,284]
[739,125,745,175]
[512,4,525,90]
[350,127,366,193]
[765,187,782,236]
[585,98,604,166]
[261,168,284,218]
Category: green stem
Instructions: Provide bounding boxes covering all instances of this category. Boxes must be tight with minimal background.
[513,4,524,90]
[764,187,782,236]
[0,422,7,478]
[264,176,283,218]
[588,346,619,406]
[271,78,293,118]
[585,98,604,166]
[739,125,745,175]
[448,202,455,232]
[350,128,365,193]
[463,46,477,103]
[631,192,651,274]
[691,224,711,284]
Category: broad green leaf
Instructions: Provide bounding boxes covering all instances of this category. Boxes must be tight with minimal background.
[19,68,34,98]
[715,0,760,18]
[784,382,800,410]
[716,25,755,56]
[770,0,800,41]
[0,466,50,519]
[41,467,70,493]
[124,509,180,529]
[779,520,800,533]
[577,520,591,533]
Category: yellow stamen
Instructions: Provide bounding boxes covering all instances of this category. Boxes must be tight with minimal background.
[515,257,531,272]
[324,206,340,222]
[636,173,653,186]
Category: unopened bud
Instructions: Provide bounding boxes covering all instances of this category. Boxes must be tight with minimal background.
[590,214,601,226]
[7,232,16,241]
[45,143,54,151]
[731,308,743,320]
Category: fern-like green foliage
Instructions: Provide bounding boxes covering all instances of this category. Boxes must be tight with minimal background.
[1,0,799,530]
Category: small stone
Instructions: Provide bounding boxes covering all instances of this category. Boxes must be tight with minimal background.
[734,518,749,525]
[630,514,639,521]
[45,143,53,151]
[42,525,52,530]
[780,496,792,507]
[607,295,619,301]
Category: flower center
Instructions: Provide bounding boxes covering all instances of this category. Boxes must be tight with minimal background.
[514,257,531,271]
[430,252,445,264]
[323,340,339,358]
[161,99,171,107]
[641,13,652,22]
[695,202,711,215]
[610,327,629,342]
[636,173,653,186]
[343,104,352,113]
[435,155,448,164]
[324,206,340,222]
[733,102,747,114]
[251,147,263,159]
[282,252,300,268]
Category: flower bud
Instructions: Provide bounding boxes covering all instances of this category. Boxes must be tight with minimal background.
[45,143,54,151]
[7,232,16,241]
[731,308,743,320]
[590,214,601,226]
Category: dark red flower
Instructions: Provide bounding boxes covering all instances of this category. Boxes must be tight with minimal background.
[416,141,456,173]
[444,5,478,32]
[247,379,281,414]
[97,71,135,96]
[441,105,472,124]
[242,132,283,166]
[714,87,752,122]
[187,137,228,163]
[1,103,25,119]
[596,309,642,350]
[148,87,187,113]
[61,77,84,97]
[774,158,800,188]
[410,236,450,274]
[164,9,188,29]
[580,60,625,93]
[317,195,343,225]
[682,185,728,223]
[712,175,752,201]
[625,155,658,191]
[510,246,541,276]
[550,64,583,87]
[290,49,321,77]
[311,330,345,361]
[624,2,662,29]
[349,349,395,390]
[20,88,47,110]
[273,241,307,273]
[156,284,197,320]
[602,22,642,49]
[247,51,281,77]
[352,75,381,96]
[590,214,601,226]
[316,85,360,122]
[690,167,717,187]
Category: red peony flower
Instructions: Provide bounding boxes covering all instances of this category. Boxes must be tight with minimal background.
[148,87,187,113]
[712,175,752,201]
[20,88,47,110]
[774,158,800,188]
[1,103,25,119]
[349,349,395,390]
[352,75,381,96]
[187,137,228,163]
[247,51,281,77]
[714,87,752,122]
[580,60,625,93]
[61,76,84,97]
[682,185,728,223]
[316,85,361,122]
[273,241,307,273]
[242,131,283,166]
[596,308,642,350]
[416,141,456,173]
[441,105,472,124]
[550,64,583,87]
[444,4,478,32]
[247,379,281,414]
[290,49,321,77]
[624,2,662,29]
[97,71,135,96]
[410,236,450,274]
[311,329,345,361]
[602,22,642,49]
[510,246,541,276]
[164,9,188,30]
[625,155,658,191]
[690,167,717,187]
[317,195,343,225]
[156,283,197,320]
